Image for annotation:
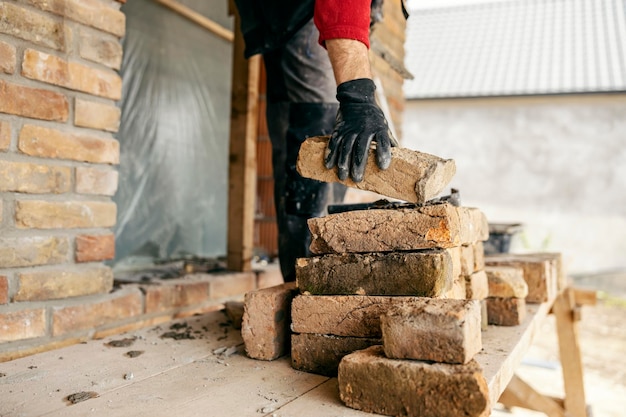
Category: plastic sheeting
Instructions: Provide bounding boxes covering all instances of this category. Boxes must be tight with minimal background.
[114,0,234,266]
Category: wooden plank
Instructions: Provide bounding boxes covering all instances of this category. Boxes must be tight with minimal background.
[476,300,554,406]
[499,374,566,417]
[553,288,587,417]
[153,0,234,42]
[46,356,329,417]
[574,288,597,306]
[226,9,260,272]
[0,313,242,416]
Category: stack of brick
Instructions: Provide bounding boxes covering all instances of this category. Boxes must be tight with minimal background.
[485,266,528,326]
[337,300,490,417]
[289,201,490,376]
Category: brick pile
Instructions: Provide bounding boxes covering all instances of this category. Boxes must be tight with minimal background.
[290,202,490,376]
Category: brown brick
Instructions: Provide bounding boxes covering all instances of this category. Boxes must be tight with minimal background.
[144,280,209,314]
[24,0,126,37]
[79,30,123,69]
[52,289,142,336]
[241,282,297,360]
[208,272,256,299]
[381,299,482,364]
[291,333,380,377]
[0,120,9,151]
[0,160,71,193]
[486,266,528,298]
[296,250,453,296]
[75,99,121,132]
[487,297,526,326]
[0,236,70,268]
[15,265,113,301]
[0,80,69,121]
[292,295,427,338]
[485,254,557,303]
[473,241,485,271]
[308,203,489,254]
[19,124,119,164]
[22,49,122,100]
[465,270,489,300]
[524,252,566,292]
[256,264,284,289]
[460,244,475,276]
[0,40,16,74]
[297,136,456,204]
[338,346,490,417]
[0,3,71,51]
[15,200,117,229]
[0,309,47,342]
[0,275,7,304]
[75,234,115,262]
[75,166,119,195]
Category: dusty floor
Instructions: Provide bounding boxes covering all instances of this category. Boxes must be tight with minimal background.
[493,274,626,417]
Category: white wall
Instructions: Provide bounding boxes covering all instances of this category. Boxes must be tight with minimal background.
[402,94,626,274]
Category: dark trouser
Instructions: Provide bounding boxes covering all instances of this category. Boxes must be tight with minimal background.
[263,19,346,282]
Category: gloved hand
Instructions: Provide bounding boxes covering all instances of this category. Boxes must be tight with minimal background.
[325,78,397,183]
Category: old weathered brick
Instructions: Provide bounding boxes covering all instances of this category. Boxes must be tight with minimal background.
[0,40,16,74]
[0,236,69,268]
[0,160,71,193]
[15,265,113,301]
[144,280,209,313]
[296,250,453,296]
[485,254,556,303]
[19,124,119,164]
[75,166,119,195]
[75,99,121,132]
[292,295,430,338]
[465,270,489,300]
[297,136,456,204]
[75,234,115,262]
[79,30,123,69]
[22,49,122,100]
[24,0,126,37]
[487,297,526,326]
[445,276,467,299]
[0,80,69,121]
[460,244,475,275]
[524,252,566,292]
[0,2,71,51]
[339,346,490,417]
[381,299,482,364]
[486,266,528,298]
[0,309,47,343]
[52,289,142,336]
[291,333,380,377]
[241,282,297,360]
[308,203,488,254]
[473,241,485,271]
[208,272,256,299]
[0,275,8,304]
[0,120,9,151]
[15,200,117,229]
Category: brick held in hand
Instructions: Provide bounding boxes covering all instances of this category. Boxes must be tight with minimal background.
[297,136,456,204]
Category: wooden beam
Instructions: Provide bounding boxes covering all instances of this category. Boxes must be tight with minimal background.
[153,0,234,42]
[553,288,587,417]
[226,9,260,272]
[574,288,597,306]
[499,374,566,417]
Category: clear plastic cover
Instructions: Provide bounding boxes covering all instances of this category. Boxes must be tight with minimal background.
[113,0,234,268]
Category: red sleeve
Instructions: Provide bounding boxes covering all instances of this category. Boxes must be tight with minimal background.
[314,0,371,48]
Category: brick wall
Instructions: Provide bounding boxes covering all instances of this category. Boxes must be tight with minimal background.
[0,0,283,362]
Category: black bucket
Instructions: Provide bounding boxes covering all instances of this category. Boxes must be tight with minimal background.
[484,223,523,255]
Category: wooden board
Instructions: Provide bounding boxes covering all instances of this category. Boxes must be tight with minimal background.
[1,301,557,417]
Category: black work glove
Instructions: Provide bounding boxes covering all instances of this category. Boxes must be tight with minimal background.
[325,78,397,183]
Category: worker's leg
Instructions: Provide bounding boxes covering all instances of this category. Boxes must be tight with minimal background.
[264,19,345,282]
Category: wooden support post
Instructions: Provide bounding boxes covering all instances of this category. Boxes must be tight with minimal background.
[227,4,260,272]
[553,288,587,417]
[154,0,234,42]
[499,374,566,417]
